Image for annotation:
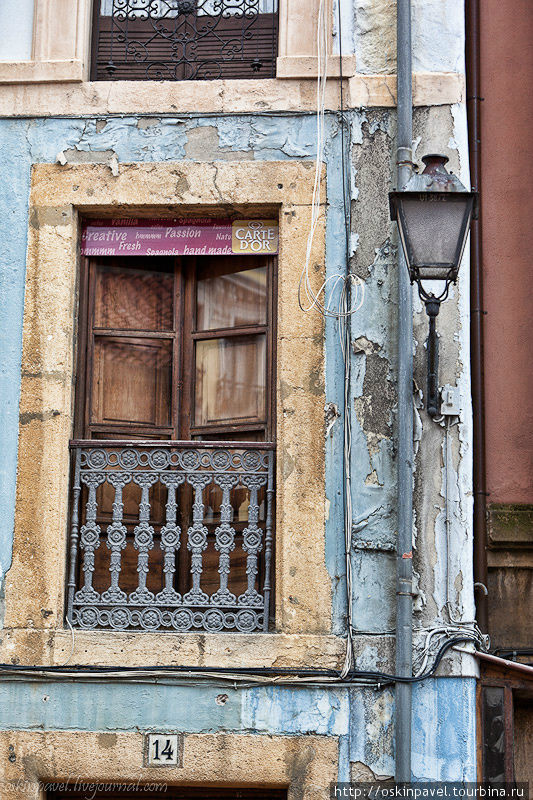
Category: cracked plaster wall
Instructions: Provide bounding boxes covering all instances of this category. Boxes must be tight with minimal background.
[353,0,466,75]
[0,101,475,781]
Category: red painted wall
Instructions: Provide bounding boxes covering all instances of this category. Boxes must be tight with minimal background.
[480,0,533,504]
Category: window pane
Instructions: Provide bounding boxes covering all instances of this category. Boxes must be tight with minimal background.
[94,264,173,331]
[195,335,266,426]
[197,262,267,330]
[482,687,507,783]
[91,337,172,427]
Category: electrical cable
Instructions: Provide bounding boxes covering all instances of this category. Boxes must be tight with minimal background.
[343,635,484,686]
[336,0,354,681]
[0,635,483,687]
[297,0,364,320]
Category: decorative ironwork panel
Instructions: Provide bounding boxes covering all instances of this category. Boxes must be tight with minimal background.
[67,441,275,633]
[92,0,279,81]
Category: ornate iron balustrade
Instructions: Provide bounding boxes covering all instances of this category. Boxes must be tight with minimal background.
[67,440,275,633]
[91,0,279,81]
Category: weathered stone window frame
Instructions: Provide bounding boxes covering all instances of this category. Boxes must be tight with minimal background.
[0,0,355,84]
[1,730,340,800]
[3,159,346,669]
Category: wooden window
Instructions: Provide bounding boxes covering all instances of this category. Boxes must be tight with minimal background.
[77,254,275,442]
[74,252,276,598]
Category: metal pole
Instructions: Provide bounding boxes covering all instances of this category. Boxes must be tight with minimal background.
[67,447,82,624]
[465,0,489,632]
[395,0,414,782]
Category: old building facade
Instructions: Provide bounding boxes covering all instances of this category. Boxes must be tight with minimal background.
[0,0,512,796]
[469,0,533,782]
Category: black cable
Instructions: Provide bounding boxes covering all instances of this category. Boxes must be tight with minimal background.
[0,636,481,685]
[0,664,339,677]
[345,636,482,686]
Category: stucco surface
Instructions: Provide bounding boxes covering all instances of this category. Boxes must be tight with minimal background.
[353,0,465,75]
[0,97,477,781]
[0,730,340,800]
[0,677,477,783]
[480,0,533,504]
[5,159,332,659]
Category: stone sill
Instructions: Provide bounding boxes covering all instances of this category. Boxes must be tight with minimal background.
[487,503,533,548]
[276,54,357,78]
[0,55,358,85]
[0,628,347,669]
[0,59,84,84]
[0,71,465,116]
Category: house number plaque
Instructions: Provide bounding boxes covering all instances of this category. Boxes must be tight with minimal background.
[144,733,181,767]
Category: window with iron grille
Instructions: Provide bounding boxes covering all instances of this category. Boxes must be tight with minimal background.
[91,0,279,81]
[67,248,276,633]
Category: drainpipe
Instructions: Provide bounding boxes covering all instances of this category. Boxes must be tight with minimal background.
[395,0,414,783]
[465,0,489,632]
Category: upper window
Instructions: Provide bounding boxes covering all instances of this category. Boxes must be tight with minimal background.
[91,0,279,81]
[78,254,274,442]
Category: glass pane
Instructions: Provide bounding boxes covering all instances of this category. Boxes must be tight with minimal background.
[94,263,174,331]
[198,0,278,14]
[197,261,267,330]
[195,335,266,426]
[482,686,506,783]
[91,337,172,427]
[401,197,468,266]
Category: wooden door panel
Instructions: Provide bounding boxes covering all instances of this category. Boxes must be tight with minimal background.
[94,263,174,332]
[91,336,173,428]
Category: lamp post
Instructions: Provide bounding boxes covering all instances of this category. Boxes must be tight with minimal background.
[389,154,478,417]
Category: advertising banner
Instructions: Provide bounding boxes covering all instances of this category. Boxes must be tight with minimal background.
[81,218,279,257]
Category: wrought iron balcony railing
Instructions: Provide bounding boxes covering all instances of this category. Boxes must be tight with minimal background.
[91,0,279,81]
[67,440,275,633]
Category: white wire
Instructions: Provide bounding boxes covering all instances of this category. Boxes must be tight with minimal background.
[297,0,365,321]
[296,0,365,679]
[412,626,486,678]
[296,0,362,678]
[339,281,354,679]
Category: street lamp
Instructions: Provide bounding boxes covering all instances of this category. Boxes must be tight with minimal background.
[389,154,478,417]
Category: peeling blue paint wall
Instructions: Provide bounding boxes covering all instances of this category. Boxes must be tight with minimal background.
[0,678,476,780]
[0,112,476,781]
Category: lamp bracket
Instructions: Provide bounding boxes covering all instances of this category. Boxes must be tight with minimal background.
[424,298,441,418]
[416,279,452,305]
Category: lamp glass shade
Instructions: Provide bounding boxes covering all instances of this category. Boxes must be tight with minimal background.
[394,193,474,281]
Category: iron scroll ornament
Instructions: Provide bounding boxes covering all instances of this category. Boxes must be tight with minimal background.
[94,0,279,81]
[67,442,275,633]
